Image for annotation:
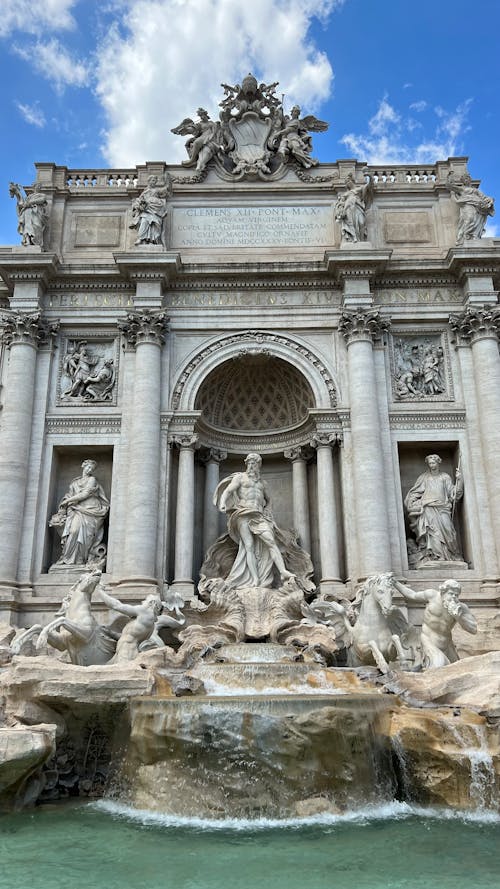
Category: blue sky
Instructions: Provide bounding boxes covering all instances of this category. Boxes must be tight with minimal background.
[1,0,499,244]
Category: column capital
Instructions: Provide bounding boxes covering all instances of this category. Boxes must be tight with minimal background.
[309,432,342,450]
[171,433,199,451]
[0,310,59,348]
[339,309,391,345]
[118,308,169,347]
[284,445,314,462]
[449,305,500,345]
[199,447,227,465]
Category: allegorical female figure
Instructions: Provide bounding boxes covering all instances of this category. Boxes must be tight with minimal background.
[404,454,463,564]
[50,459,109,566]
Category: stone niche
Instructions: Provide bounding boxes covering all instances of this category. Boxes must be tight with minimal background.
[397,442,471,571]
[43,446,113,573]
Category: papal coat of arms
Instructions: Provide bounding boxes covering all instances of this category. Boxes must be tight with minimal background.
[171,73,328,180]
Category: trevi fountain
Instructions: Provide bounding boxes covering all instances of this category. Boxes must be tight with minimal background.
[1,75,500,888]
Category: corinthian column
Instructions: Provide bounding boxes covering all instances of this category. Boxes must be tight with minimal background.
[0,311,58,589]
[284,446,311,555]
[309,434,341,590]
[339,309,391,577]
[449,306,500,564]
[119,309,168,582]
[201,448,227,555]
[172,434,199,597]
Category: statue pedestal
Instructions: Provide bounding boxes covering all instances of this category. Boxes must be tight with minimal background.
[411,560,469,573]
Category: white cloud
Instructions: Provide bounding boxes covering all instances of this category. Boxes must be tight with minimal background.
[484,221,498,238]
[14,38,90,92]
[0,0,77,37]
[409,100,427,112]
[16,101,46,127]
[341,96,473,164]
[94,0,341,166]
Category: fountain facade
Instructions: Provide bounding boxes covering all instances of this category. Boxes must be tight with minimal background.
[0,74,500,818]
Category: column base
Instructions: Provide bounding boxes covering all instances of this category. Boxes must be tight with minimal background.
[113,577,162,598]
[168,580,196,601]
[319,578,345,597]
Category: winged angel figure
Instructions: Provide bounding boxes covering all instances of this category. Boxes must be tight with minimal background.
[171,108,225,173]
[273,105,328,168]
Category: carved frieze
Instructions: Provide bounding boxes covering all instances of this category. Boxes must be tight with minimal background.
[45,416,122,434]
[390,330,453,402]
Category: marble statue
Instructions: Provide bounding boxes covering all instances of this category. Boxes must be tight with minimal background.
[98,589,185,663]
[49,460,109,568]
[129,174,171,245]
[207,453,313,592]
[9,181,48,248]
[404,454,463,564]
[171,108,222,172]
[447,172,494,244]
[171,74,328,179]
[34,568,117,665]
[273,105,328,169]
[334,173,373,243]
[393,338,445,400]
[393,578,477,668]
[347,572,409,672]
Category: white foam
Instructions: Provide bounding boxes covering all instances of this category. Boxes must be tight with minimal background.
[92,799,500,830]
[200,679,346,696]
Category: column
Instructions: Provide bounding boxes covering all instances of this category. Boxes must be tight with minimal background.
[449,306,500,565]
[284,446,311,554]
[339,309,392,577]
[172,435,199,595]
[0,311,58,589]
[310,434,341,590]
[120,309,167,582]
[201,448,227,555]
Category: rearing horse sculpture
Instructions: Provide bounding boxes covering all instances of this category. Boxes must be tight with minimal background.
[13,568,117,665]
[347,572,409,672]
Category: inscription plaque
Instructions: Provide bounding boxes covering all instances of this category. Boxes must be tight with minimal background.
[74,215,122,247]
[171,205,333,248]
[383,211,432,243]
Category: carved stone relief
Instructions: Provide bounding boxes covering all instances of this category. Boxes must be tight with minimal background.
[390,331,453,402]
[58,336,118,405]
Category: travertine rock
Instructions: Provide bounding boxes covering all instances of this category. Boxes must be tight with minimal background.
[383,652,500,713]
[2,655,156,709]
[387,706,500,809]
[0,724,56,797]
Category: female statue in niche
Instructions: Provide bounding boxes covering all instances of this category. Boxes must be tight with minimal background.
[49,459,110,567]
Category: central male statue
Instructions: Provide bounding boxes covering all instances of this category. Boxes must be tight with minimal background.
[198,453,314,595]
[215,453,296,589]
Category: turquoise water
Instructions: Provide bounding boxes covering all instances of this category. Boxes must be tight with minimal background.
[0,801,499,889]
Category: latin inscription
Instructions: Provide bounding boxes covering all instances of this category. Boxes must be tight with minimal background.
[45,293,134,308]
[171,205,333,248]
[168,290,337,307]
[376,288,461,304]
